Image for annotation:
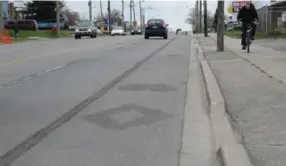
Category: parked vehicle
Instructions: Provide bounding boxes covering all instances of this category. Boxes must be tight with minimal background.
[145,19,169,39]
[111,26,126,36]
[37,19,65,30]
[74,21,97,39]
[4,20,38,31]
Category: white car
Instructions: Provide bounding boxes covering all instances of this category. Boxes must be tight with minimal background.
[111,27,126,36]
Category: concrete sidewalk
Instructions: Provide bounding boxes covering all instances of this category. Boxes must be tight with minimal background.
[209,33,286,84]
[198,35,286,166]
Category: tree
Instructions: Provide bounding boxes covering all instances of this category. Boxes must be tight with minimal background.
[185,8,214,29]
[25,1,65,21]
[62,8,80,25]
[94,9,122,26]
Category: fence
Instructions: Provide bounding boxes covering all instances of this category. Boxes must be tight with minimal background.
[257,6,286,34]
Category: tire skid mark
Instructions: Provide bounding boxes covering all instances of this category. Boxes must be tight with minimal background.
[0,60,81,90]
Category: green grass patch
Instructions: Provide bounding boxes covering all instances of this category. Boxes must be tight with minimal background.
[7,30,73,42]
[225,30,286,39]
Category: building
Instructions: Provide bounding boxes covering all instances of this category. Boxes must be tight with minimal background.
[2,1,8,20]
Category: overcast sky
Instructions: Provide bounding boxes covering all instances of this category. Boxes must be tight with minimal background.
[66,0,221,31]
[14,0,270,30]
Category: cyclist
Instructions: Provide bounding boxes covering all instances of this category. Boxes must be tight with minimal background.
[237,2,258,50]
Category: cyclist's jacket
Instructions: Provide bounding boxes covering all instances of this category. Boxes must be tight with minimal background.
[237,3,258,23]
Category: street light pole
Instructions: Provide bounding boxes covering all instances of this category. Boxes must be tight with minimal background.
[0,1,3,34]
[100,0,103,20]
[88,0,92,21]
[56,1,60,37]
[130,0,132,29]
[122,0,125,31]
[139,0,142,29]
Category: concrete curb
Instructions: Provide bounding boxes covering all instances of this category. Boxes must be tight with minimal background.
[195,36,252,166]
[179,34,214,166]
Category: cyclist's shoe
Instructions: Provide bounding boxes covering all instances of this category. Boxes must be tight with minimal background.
[242,45,246,50]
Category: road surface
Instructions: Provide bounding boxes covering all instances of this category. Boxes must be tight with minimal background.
[0,34,192,166]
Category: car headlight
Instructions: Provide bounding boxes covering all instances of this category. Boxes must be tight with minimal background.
[75,28,79,32]
[88,29,91,31]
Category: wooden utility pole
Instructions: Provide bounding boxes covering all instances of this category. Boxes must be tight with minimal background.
[107,0,111,34]
[199,0,202,33]
[216,0,224,51]
[195,0,199,32]
[8,2,14,20]
[56,1,60,37]
[132,0,136,22]
[203,0,208,36]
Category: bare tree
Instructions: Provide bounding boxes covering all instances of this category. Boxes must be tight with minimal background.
[186,8,214,30]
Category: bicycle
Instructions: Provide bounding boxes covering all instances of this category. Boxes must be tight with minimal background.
[240,20,256,53]
[245,22,253,53]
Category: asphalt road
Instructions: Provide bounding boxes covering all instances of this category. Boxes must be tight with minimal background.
[0,34,191,166]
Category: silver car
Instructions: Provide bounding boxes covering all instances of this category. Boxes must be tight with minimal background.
[74,21,97,39]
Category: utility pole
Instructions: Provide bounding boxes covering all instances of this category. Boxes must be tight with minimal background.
[199,0,202,33]
[122,0,125,31]
[107,0,111,34]
[132,0,136,23]
[203,0,208,37]
[100,0,103,20]
[88,0,92,21]
[56,1,60,37]
[8,2,14,20]
[0,1,3,34]
[139,0,142,30]
[130,0,132,29]
[195,0,199,32]
[216,0,224,51]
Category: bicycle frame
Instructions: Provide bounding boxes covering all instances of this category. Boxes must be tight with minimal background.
[245,23,253,53]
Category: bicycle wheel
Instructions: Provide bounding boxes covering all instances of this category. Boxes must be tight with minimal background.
[246,37,250,53]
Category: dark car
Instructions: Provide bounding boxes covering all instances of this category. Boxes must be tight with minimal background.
[4,20,38,31]
[144,19,168,39]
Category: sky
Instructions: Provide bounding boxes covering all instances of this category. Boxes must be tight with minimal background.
[66,0,220,31]
[12,0,271,31]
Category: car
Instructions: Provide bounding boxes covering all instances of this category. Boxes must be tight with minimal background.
[4,20,38,31]
[74,21,97,39]
[145,19,169,39]
[111,26,126,36]
[131,26,142,35]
